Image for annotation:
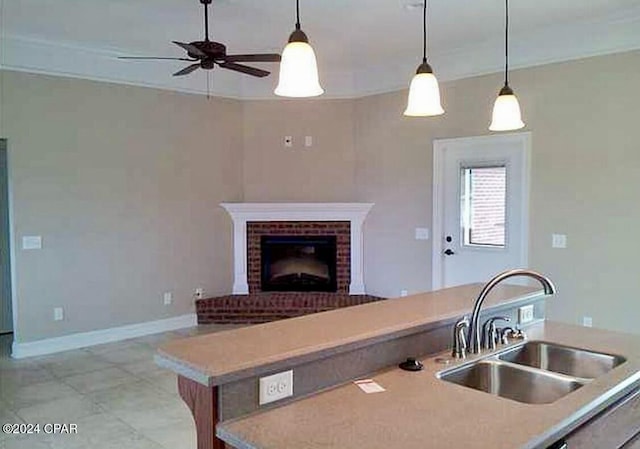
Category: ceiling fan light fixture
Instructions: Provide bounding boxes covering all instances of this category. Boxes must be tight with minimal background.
[490,0,525,131]
[275,0,324,98]
[404,0,443,117]
[404,61,444,116]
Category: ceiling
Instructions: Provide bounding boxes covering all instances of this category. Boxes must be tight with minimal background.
[3,0,640,99]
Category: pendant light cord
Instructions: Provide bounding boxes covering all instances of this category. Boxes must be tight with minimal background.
[295,0,301,30]
[422,0,428,63]
[504,0,509,86]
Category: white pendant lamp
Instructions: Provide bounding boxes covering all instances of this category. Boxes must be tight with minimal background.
[490,0,525,131]
[404,0,444,117]
[274,0,324,98]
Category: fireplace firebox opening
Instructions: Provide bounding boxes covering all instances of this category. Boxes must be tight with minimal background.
[261,235,338,292]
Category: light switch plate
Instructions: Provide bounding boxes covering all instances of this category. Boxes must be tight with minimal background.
[415,228,430,240]
[22,236,42,250]
[552,234,567,249]
[304,136,313,147]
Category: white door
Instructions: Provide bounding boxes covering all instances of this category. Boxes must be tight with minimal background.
[432,133,530,289]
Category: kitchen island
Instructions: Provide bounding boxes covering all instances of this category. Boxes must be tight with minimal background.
[218,321,640,449]
[155,283,640,449]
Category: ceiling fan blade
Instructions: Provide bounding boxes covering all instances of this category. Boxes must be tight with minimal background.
[173,41,207,58]
[173,63,201,77]
[218,62,270,78]
[118,57,198,61]
[224,54,281,63]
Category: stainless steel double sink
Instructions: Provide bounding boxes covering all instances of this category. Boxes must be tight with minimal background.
[438,341,626,404]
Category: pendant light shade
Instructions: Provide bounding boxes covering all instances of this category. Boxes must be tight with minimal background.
[490,85,524,131]
[489,0,524,131]
[404,0,444,117]
[275,0,324,98]
[404,63,444,116]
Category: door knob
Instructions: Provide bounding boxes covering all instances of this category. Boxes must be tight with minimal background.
[444,249,455,256]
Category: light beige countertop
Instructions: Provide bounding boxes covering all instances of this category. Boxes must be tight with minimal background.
[156,284,543,386]
[217,321,640,449]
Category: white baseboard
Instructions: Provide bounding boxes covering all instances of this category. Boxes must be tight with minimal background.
[11,313,197,359]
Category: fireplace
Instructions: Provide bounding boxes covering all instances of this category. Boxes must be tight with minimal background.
[261,235,337,292]
[221,203,374,295]
[196,203,384,325]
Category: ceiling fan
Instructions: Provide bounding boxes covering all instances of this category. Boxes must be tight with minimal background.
[119,0,281,78]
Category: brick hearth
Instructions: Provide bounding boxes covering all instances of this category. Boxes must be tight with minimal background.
[196,293,385,324]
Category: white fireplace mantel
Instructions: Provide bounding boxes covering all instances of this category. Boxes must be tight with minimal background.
[220,203,374,295]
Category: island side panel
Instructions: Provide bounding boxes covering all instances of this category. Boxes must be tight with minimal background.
[178,375,225,449]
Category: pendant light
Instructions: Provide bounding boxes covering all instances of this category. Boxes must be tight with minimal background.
[404,0,444,117]
[274,0,324,97]
[489,0,525,131]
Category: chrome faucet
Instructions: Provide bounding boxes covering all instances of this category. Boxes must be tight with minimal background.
[481,316,510,351]
[451,316,470,359]
[467,269,556,354]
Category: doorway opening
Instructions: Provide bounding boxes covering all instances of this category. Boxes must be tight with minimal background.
[0,139,13,336]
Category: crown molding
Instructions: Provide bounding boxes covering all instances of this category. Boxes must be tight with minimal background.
[349,6,640,99]
[2,7,639,100]
[1,34,244,99]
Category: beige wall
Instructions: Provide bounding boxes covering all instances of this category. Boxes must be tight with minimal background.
[355,50,640,334]
[1,72,243,341]
[2,49,639,342]
[242,99,357,202]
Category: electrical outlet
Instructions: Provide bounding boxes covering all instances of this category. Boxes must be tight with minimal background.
[284,136,293,148]
[194,288,204,299]
[304,136,313,147]
[400,290,408,297]
[259,370,293,405]
[163,292,173,305]
[54,307,64,321]
[583,316,593,327]
[518,305,534,324]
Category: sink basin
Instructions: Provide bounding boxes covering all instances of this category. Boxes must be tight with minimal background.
[498,341,626,380]
[439,359,585,404]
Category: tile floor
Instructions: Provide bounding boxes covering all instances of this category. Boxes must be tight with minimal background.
[0,324,241,449]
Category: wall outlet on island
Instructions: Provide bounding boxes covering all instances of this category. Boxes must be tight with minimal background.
[259,370,293,405]
[518,305,534,324]
[194,288,204,299]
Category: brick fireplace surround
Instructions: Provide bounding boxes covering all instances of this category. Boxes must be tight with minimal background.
[196,203,385,324]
